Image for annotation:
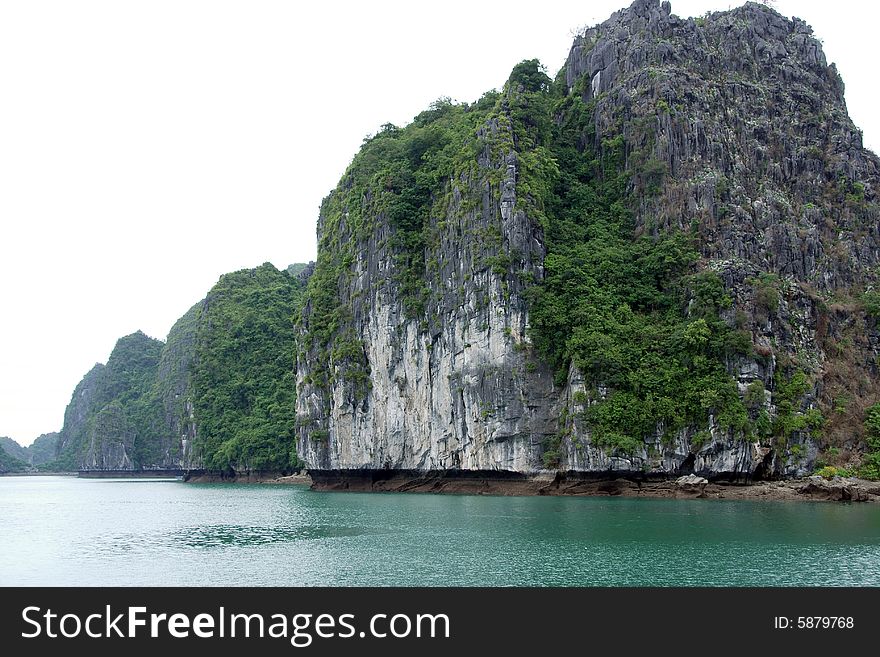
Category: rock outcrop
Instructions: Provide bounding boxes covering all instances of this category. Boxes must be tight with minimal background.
[0,437,29,473]
[53,263,310,472]
[1,432,63,471]
[26,432,60,466]
[54,332,175,470]
[554,0,879,478]
[153,303,201,468]
[296,0,880,480]
[0,437,29,464]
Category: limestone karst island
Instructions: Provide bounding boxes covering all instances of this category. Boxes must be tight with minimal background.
[4,0,880,505]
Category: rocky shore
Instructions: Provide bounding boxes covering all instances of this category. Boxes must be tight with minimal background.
[183,471,312,485]
[163,468,880,502]
[307,470,880,503]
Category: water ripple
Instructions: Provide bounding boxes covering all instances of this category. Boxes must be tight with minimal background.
[169,524,371,549]
[3,477,880,586]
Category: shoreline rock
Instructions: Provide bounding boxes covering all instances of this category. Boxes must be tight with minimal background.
[58,467,878,502]
[183,471,312,485]
[305,470,880,503]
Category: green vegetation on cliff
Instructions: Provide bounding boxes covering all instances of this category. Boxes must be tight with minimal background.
[27,433,60,467]
[303,58,760,457]
[301,97,498,404]
[44,3,880,477]
[0,437,29,464]
[301,48,861,469]
[150,301,201,463]
[53,263,309,473]
[0,438,28,473]
[0,434,60,471]
[860,403,880,479]
[512,62,754,450]
[100,331,167,467]
[53,332,165,470]
[191,263,304,471]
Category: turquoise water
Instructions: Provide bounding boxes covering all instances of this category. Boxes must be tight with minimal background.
[1,476,879,586]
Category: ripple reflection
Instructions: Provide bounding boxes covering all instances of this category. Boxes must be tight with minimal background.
[170,524,371,548]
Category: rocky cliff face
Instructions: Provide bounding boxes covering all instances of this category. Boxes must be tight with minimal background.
[297,0,880,479]
[0,437,29,464]
[54,332,180,470]
[188,263,304,472]
[554,0,879,477]
[53,263,309,472]
[154,304,201,469]
[26,432,60,466]
[54,363,106,469]
[0,437,28,473]
[0,433,60,468]
[297,94,556,472]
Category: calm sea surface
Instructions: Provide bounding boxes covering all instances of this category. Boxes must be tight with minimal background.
[1,476,879,586]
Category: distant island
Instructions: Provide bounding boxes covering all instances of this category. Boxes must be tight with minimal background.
[0,434,59,473]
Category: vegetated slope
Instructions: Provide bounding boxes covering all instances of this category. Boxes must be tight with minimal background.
[190,263,305,472]
[27,432,60,467]
[0,433,59,470]
[0,438,29,473]
[0,437,29,463]
[296,0,880,479]
[52,263,309,473]
[52,332,167,470]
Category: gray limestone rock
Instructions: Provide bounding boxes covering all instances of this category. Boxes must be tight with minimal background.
[296,0,880,480]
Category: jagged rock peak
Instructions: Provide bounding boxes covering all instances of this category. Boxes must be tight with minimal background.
[563,0,877,291]
[568,0,834,95]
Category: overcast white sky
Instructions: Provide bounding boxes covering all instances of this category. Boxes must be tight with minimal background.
[1,1,877,446]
